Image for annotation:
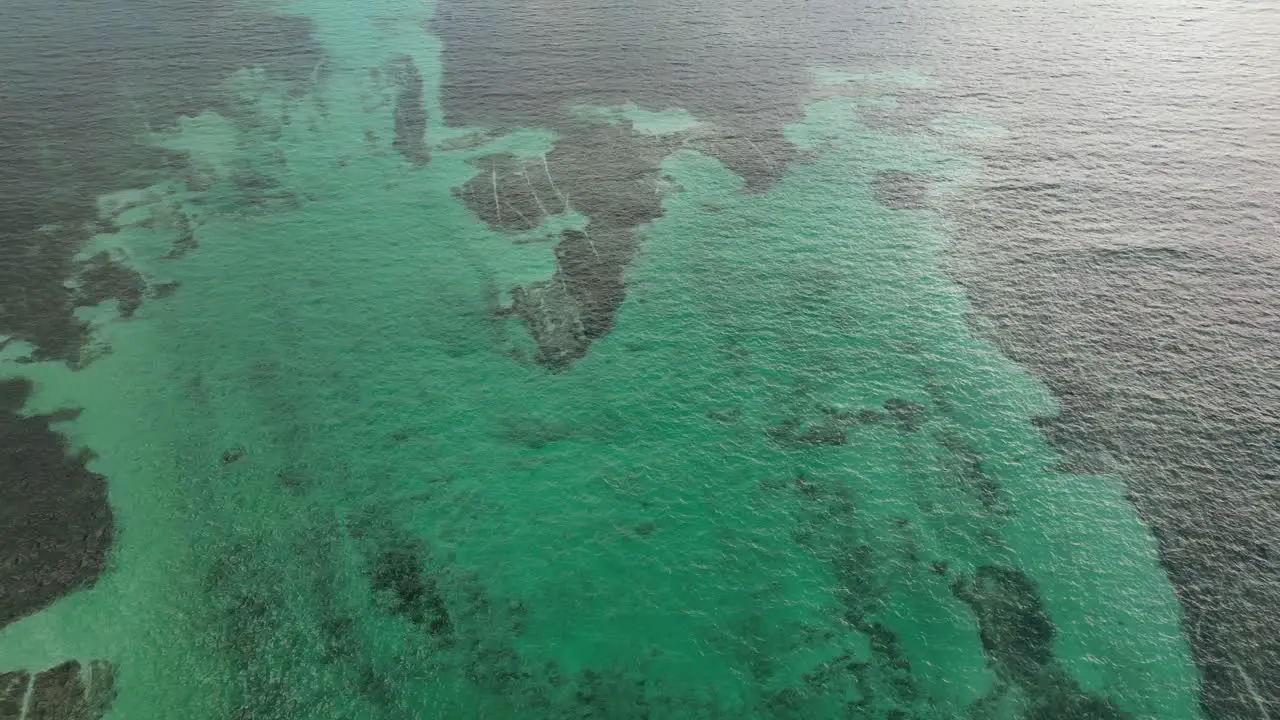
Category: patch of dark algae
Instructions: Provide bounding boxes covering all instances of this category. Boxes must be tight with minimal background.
[954,566,1128,719]
[74,253,146,318]
[0,379,112,630]
[0,381,119,718]
[366,540,453,636]
[388,56,429,166]
[768,474,927,716]
[0,660,116,720]
[764,466,1129,719]
[459,119,687,370]
[509,228,631,370]
[455,153,564,233]
[0,672,26,720]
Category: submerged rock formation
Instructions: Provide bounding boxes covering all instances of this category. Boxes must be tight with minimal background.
[0,379,112,629]
[74,253,145,318]
[389,56,429,166]
[458,118,683,371]
[954,566,1128,718]
[508,277,588,371]
[455,153,565,233]
[0,660,116,720]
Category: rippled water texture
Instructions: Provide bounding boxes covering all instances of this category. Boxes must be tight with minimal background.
[1,0,1277,718]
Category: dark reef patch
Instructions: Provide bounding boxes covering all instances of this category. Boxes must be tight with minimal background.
[74,253,146,318]
[0,660,117,720]
[220,445,246,465]
[780,476,929,714]
[433,0,804,192]
[952,566,1054,683]
[937,431,1004,514]
[456,153,565,233]
[389,56,429,166]
[454,108,699,370]
[552,228,629,341]
[349,515,454,637]
[504,221,642,371]
[771,470,1130,716]
[882,398,927,433]
[28,662,90,720]
[368,542,453,636]
[0,672,28,720]
[0,223,95,363]
[764,401,913,449]
[162,209,199,260]
[509,276,588,371]
[0,379,112,629]
[954,566,1129,718]
[766,415,847,448]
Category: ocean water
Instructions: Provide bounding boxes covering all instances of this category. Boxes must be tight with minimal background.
[0,0,1277,718]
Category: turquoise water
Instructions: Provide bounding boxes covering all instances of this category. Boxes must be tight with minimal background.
[0,0,1207,716]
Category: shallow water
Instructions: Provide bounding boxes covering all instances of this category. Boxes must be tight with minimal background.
[1,0,1277,717]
